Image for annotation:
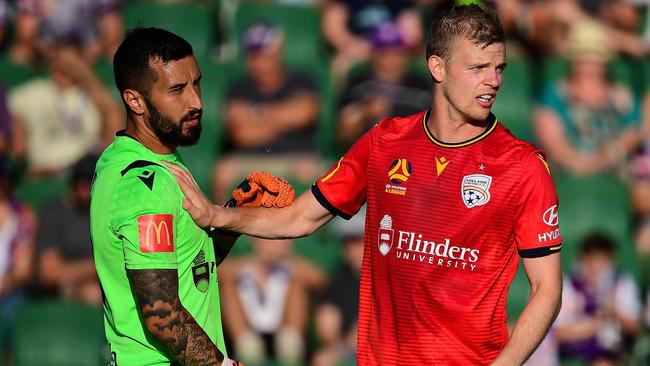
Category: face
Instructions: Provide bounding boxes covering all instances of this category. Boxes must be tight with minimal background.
[433,37,506,122]
[246,45,283,80]
[144,56,203,147]
[374,48,408,80]
[252,238,293,265]
[581,251,614,285]
[571,57,608,81]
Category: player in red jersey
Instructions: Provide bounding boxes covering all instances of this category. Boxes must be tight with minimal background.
[165,5,562,365]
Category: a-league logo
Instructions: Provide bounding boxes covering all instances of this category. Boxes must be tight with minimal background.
[388,159,412,184]
[378,215,394,256]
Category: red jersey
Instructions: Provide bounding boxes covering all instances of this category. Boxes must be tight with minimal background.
[313,111,562,365]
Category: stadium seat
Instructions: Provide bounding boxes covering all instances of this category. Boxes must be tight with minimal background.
[12,301,107,366]
[0,55,39,89]
[231,4,323,67]
[491,56,534,143]
[554,175,634,272]
[122,2,215,60]
[15,176,68,212]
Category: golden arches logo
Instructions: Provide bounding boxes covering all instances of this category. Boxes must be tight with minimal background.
[138,214,175,253]
[388,159,412,184]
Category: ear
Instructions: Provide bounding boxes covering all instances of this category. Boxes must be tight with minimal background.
[122,89,145,115]
[428,55,445,83]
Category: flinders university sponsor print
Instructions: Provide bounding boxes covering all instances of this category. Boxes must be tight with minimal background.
[379,214,480,271]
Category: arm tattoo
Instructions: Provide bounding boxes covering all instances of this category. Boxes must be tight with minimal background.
[128,269,224,365]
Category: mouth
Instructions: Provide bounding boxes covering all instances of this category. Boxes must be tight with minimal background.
[183,118,200,127]
[475,94,496,108]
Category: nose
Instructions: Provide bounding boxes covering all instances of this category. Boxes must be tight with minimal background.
[485,69,501,90]
[188,83,203,111]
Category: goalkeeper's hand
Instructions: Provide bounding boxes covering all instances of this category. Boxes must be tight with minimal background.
[226,171,295,208]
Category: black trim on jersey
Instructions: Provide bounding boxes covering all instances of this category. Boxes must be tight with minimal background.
[311,184,353,220]
[120,160,163,177]
[116,129,139,142]
[422,109,498,148]
[518,243,562,258]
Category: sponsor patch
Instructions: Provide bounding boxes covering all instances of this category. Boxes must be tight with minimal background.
[378,215,394,256]
[543,205,559,226]
[138,214,174,253]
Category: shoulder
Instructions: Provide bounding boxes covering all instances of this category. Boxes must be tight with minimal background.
[111,160,181,216]
[375,110,426,136]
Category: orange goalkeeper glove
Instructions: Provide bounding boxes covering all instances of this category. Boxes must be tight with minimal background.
[227,172,295,208]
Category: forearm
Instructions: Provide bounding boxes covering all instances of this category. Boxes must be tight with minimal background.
[128,269,224,365]
[60,260,98,283]
[264,95,319,131]
[83,76,122,145]
[492,283,561,365]
[215,205,315,239]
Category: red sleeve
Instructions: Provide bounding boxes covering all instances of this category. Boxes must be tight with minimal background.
[514,151,563,258]
[312,126,375,219]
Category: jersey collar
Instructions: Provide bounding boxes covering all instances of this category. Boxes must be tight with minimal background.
[422,109,498,148]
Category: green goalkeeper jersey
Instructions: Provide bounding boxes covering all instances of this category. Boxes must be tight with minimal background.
[90,131,226,366]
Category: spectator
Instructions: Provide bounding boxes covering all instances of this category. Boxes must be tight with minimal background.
[10,0,123,65]
[322,0,422,79]
[533,20,641,176]
[218,237,326,365]
[312,210,364,366]
[337,23,430,149]
[555,232,642,365]
[0,154,36,355]
[0,86,17,156]
[36,154,101,305]
[8,45,121,178]
[214,23,321,200]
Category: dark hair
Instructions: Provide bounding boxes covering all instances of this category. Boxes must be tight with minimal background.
[71,154,99,184]
[425,4,505,61]
[113,27,193,96]
[579,232,616,257]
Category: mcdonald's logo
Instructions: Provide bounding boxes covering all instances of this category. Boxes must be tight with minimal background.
[137,214,175,253]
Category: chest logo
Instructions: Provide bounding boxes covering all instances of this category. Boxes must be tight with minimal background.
[388,159,412,184]
[461,174,492,208]
[435,156,450,176]
[378,215,394,256]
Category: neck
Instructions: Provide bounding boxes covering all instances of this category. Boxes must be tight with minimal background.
[427,91,488,143]
[124,116,176,154]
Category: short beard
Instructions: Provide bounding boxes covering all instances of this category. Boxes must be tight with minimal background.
[144,97,202,147]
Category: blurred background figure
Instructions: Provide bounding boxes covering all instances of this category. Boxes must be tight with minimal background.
[533,20,641,177]
[336,22,430,150]
[0,154,36,358]
[8,45,121,179]
[10,0,123,65]
[219,237,326,366]
[322,0,422,80]
[36,154,101,306]
[214,22,321,200]
[312,210,364,366]
[0,86,14,156]
[555,232,642,366]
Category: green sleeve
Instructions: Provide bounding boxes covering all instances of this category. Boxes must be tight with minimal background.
[110,164,181,270]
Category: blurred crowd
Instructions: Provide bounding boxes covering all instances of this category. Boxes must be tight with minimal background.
[0,0,650,365]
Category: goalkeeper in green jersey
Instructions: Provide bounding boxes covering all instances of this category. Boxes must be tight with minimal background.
[89,28,293,366]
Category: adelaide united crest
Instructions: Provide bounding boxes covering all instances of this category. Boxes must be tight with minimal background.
[461,174,492,208]
[378,215,394,256]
